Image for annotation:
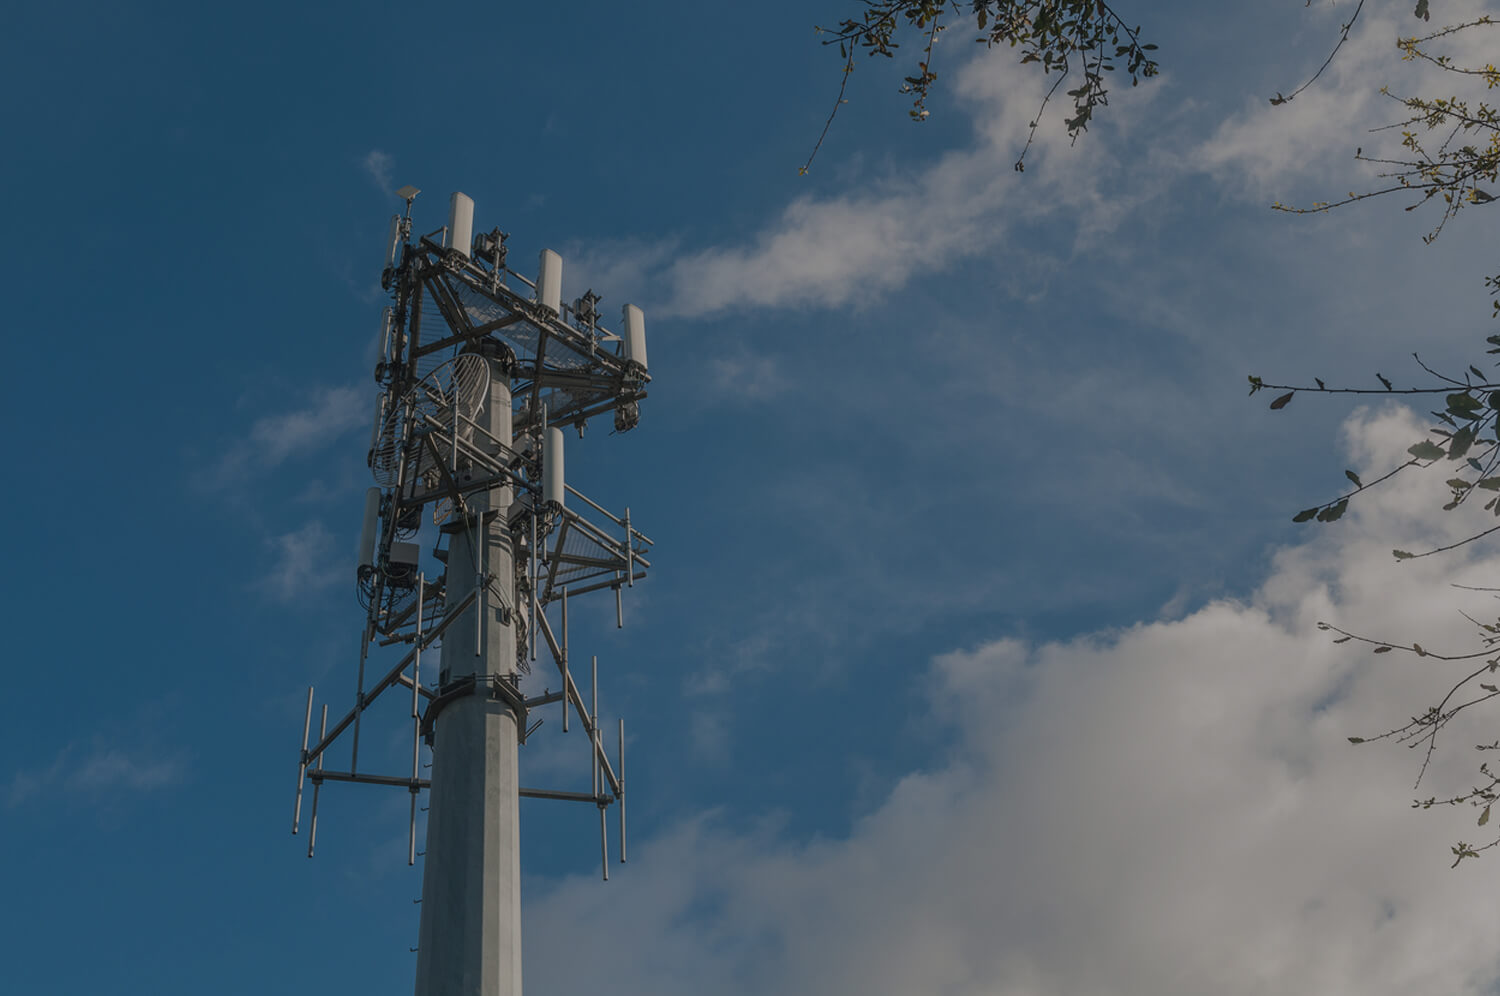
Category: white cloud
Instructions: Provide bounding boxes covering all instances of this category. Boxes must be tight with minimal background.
[206,384,367,487]
[69,749,182,793]
[684,629,777,697]
[363,149,394,193]
[688,710,730,765]
[523,406,1500,995]
[260,520,343,602]
[644,50,1150,319]
[249,385,367,465]
[560,236,681,314]
[708,350,786,401]
[8,744,183,808]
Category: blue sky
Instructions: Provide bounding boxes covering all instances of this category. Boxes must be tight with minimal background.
[6,2,1500,993]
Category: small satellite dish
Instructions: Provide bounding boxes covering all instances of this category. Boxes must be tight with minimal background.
[370,404,408,487]
[395,185,420,201]
[412,353,490,427]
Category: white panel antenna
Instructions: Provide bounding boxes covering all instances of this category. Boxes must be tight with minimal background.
[543,426,565,507]
[622,304,648,372]
[448,192,474,258]
[537,249,562,315]
[357,487,380,570]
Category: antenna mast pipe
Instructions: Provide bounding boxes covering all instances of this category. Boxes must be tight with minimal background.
[618,717,626,864]
[292,687,313,833]
[415,347,523,996]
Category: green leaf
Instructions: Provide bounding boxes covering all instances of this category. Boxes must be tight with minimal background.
[1408,440,1446,460]
[1378,373,1393,390]
[1483,684,1499,693]
[1374,645,1393,653]
[1481,803,1490,827]
[1479,478,1500,491]
[1269,391,1294,410]
[1293,507,1319,523]
[1414,643,1427,656]
[1449,478,1474,490]
[1345,470,1362,487]
[1393,549,1416,559]
[1414,0,1430,21]
[1450,425,1478,460]
[1317,499,1349,522]
[1348,736,1365,744]
[1448,392,1483,414]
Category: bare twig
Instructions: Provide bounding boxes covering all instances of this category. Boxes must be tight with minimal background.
[1268,0,1367,106]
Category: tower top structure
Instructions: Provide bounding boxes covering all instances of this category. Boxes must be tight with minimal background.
[291,188,655,995]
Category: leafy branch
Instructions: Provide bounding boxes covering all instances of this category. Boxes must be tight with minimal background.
[1253,343,1500,545]
[1321,610,1500,865]
[1272,15,1498,242]
[1260,6,1500,871]
[804,1,1159,173]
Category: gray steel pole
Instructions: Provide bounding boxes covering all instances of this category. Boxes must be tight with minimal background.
[415,343,523,996]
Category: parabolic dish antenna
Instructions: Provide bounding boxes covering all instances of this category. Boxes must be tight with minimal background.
[370,352,492,489]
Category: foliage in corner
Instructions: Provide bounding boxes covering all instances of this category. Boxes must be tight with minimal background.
[1256,4,1500,867]
[1272,13,1497,243]
[802,1,1158,174]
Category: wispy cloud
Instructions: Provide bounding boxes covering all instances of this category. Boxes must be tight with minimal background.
[645,50,1161,319]
[689,710,731,765]
[259,520,343,602]
[363,149,394,193]
[685,630,776,697]
[204,384,366,488]
[708,350,787,403]
[8,744,183,808]
[547,54,1111,324]
[559,236,681,314]
[248,385,366,464]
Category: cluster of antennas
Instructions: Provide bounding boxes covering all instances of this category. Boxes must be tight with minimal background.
[355,188,653,635]
[294,190,652,884]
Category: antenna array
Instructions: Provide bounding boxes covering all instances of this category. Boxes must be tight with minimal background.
[291,187,654,995]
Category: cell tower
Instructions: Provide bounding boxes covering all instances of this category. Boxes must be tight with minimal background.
[291,186,653,996]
